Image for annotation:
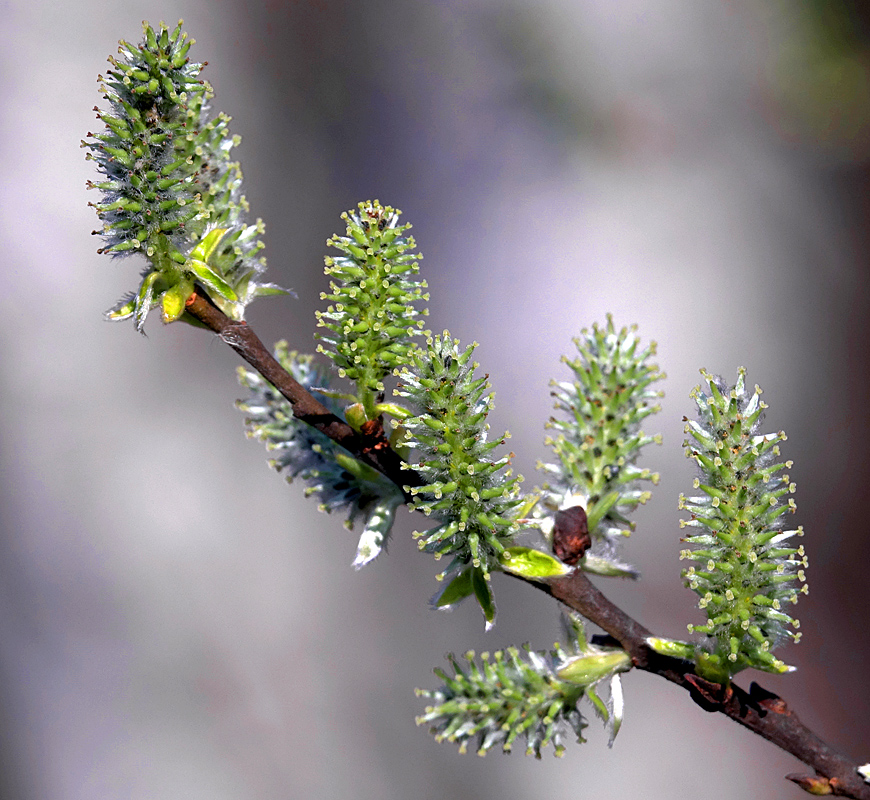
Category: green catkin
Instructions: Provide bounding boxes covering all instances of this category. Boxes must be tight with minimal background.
[680,368,806,682]
[395,332,523,617]
[417,646,586,758]
[417,615,629,757]
[316,201,428,419]
[85,20,282,329]
[539,315,664,576]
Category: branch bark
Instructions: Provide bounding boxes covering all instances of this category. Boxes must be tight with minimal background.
[534,570,870,799]
[183,292,870,799]
[184,292,421,499]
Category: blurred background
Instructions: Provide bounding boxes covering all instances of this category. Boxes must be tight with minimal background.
[2,0,870,797]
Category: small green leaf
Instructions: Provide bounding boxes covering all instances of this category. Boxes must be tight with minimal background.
[332,450,384,484]
[134,270,161,330]
[586,491,620,532]
[187,258,238,302]
[373,402,413,420]
[557,649,632,686]
[645,637,695,660]
[352,496,401,569]
[515,493,541,520]
[252,283,290,298]
[499,546,570,579]
[585,684,608,720]
[431,566,475,608]
[106,296,136,321]
[606,673,624,747]
[310,387,358,402]
[563,612,590,651]
[581,553,640,579]
[471,567,496,630]
[344,403,367,431]
[160,277,194,322]
[189,227,229,263]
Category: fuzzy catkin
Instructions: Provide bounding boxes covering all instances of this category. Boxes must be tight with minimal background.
[316,201,427,416]
[396,333,523,581]
[539,315,663,575]
[680,368,806,680]
[85,21,280,329]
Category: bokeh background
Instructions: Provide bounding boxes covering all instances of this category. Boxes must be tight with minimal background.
[2,0,870,797]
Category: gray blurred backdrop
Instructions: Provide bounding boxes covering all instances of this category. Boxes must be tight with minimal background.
[2,0,870,798]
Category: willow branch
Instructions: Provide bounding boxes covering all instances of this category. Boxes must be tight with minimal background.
[533,570,870,798]
[184,292,869,799]
[184,291,421,499]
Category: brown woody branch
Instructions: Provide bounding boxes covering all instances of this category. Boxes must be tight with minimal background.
[534,570,870,799]
[184,292,422,500]
[183,290,870,799]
